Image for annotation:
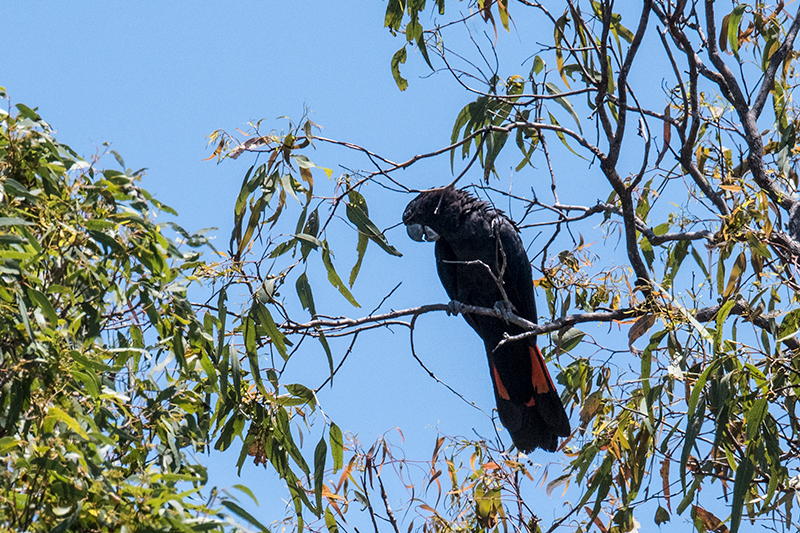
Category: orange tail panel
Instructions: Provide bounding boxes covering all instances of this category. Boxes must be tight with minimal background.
[529,344,556,394]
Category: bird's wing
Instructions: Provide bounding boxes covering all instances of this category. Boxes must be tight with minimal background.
[494,216,537,325]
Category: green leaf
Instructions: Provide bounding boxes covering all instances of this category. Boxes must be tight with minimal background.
[252,302,288,360]
[270,238,297,259]
[26,287,59,325]
[296,272,317,315]
[553,327,584,352]
[232,484,260,506]
[45,407,90,440]
[406,16,423,42]
[0,217,35,227]
[391,47,408,91]
[349,233,369,287]
[301,209,320,259]
[687,359,721,420]
[745,398,768,441]
[286,383,316,407]
[314,436,327,513]
[545,82,583,133]
[330,422,344,472]
[244,315,269,397]
[384,0,404,30]
[451,101,473,145]
[532,55,544,75]
[15,103,40,120]
[221,500,272,532]
[715,299,736,350]
[325,508,340,533]
[663,240,689,290]
[548,112,585,159]
[51,507,81,533]
[730,453,754,533]
[676,475,702,514]
[778,308,800,340]
[215,413,245,452]
[612,19,635,43]
[318,330,334,383]
[346,190,402,257]
[727,4,747,59]
[0,437,18,455]
[230,344,242,403]
[680,358,722,487]
[276,407,310,476]
[654,505,670,525]
[483,129,509,181]
[690,245,710,281]
[322,242,360,307]
[294,232,322,250]
[216,286,228,357]
[747,233,771,259]
[417,34,434,70]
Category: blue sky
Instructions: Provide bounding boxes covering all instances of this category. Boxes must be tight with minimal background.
[3,2,624,528]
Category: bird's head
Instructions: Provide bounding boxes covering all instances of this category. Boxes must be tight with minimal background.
[402,187,462,243]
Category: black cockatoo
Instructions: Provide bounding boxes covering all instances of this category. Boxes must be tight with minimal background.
[403,186,570,452]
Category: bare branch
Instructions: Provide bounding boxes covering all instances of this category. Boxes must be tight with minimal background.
[609,0,652,168]
[378,472,401,533]
[753,4,800,117]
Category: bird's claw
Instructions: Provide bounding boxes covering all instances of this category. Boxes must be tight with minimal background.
[447,300,461,316]
[494,300,515,323]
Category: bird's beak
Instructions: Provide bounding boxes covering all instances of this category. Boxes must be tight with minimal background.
[406,223,440,242]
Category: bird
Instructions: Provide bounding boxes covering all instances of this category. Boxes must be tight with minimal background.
[403,186,570,452]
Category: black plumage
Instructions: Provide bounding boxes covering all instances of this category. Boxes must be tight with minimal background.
[403,186,570,452]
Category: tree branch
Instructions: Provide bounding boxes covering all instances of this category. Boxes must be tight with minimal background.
[288,296,800,354]
[753,4,800,118]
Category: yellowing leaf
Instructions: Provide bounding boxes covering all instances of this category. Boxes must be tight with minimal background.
[46,407,89,440]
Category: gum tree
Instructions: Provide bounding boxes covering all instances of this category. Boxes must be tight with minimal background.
[207,2,800,533]
[7,1,800,532]
[0,93,285,532]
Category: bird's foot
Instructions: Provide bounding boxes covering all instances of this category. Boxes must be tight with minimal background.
[494,300,515,323]
[447,300,461,316]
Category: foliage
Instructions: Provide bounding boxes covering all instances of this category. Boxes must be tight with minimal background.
[8,1,800,533]
[0,94,298,532]
[205,2,800,533]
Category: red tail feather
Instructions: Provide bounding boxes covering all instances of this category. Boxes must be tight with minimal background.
[529,344,556,394]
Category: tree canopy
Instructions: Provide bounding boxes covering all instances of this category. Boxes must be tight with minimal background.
[5,1,800,533]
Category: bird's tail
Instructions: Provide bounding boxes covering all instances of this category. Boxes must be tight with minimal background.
[490,344,570,452]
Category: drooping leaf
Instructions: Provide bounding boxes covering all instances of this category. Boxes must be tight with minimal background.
[346,190,402,257]
[314,437,327,513]
[391,47,409,91]
[296,272,317,315]
[654,505,671,525]
[252,302,288,360]
[350,232,369,287]
[322,242,361,307]
[483,129,509,181]
[384,0,404,30]
[26,287,59,325]
[221,500,272,533]
[723,251,747,298]
[330,422,344,472]
[727,4,748,59]
[628,314,655,348]
[745,398,768,441]
[730,453,754,533]
[545,82,583,133]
